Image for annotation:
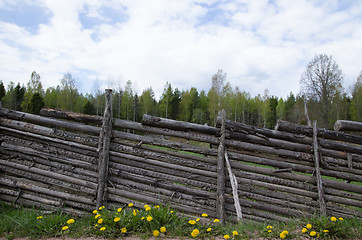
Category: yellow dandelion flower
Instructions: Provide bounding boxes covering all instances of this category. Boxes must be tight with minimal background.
[121,227,127,233]
[213,219,220,223]
[202,213,208,217]
[117,207,122,212]
[310,231,317,237]
[153,230,160,237]
[232,230,238,236]
[66,219,75,224]
[160,227,166,233]
[191,231,198,238]
[145,206,151,211]
[338,217,343,221]
[306,223,312,229]
[224,234,230,239]
[62,226,69,231]
[144,204,149,208]
[192,229,200,234]
[98,218,103,224]
[268,230,272,233]
[92,210,98,214]
[141,217,145,220]
[98,206,105,210]
[94,224,98,228]
[155,205,160,209]
[302,228,308,233]
[114,217,120,222]
[146,215,153,222]
[266,225,273,229]
[37,216,43,220]
[280,232,286,239]
[170,210,174,213]
[188,220,196,225]
[323,229,329,233]
[282,230,288,235]
[100,227,106,231]
[95,214,101,219]
[196,218,200,222]
[128,203,134,207]
[207,228,212,232]
[133,210,137,216]
[331,216,337,221]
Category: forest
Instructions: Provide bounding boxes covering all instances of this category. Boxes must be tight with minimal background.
[0,55,361,130]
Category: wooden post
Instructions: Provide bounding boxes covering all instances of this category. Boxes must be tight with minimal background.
[312,121,326,216]
[96,89,113,209]
[217,109,226,224]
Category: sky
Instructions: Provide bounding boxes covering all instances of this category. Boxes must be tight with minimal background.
[0,0,361,100]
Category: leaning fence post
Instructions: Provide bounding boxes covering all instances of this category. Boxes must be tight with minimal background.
[217,109,226,224]
[96,89,113,209]
[312,120,327,216]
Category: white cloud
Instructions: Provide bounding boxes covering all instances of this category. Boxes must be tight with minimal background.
[0,0,361,100]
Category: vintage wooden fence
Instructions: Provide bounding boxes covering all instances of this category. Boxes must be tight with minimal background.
[0,90,361,222]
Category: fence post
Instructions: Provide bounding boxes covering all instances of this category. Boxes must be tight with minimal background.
[96,89,113,209]
[217,109,226,224]
[312,120,327,216]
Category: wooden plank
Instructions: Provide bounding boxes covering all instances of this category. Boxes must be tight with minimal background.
[217,109,226,224]
[313,121,326,216]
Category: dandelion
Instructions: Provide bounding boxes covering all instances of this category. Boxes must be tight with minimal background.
[224,234,230,239]
[145,206,151,211]
[62,226,69,231]
[331,216,337,222]
[66,219,75,224]
[207,228,212,232]
[232,230,238,236]
[94,224,98,228]
[117,207,122,212]
[310,231,317,237]
[282,230,288,235]
[196,218,200,222]
[170,211,174,213]
[114,217,120,222]
[146,215,153,222]
[338,217,344,221]
[98,218,104,224]
[306,223,312,229]
[191,229,200,237]
[95,214,101,219]
[323,230,329,233]
[268,230,272,233]
[98,206,105,210]
[144,204,149,208]
[36,216,43,220]
[92,210,98,214]
[100,227,106,231]
[133,210,137,216]
[128,203,134,207]
[188,220,196,225]
[141,217,145,220]
[153,230,160,237]
[280,232,286,239]
[213,219,220,223]
[266,225,273,229]
[160,227,166,233]
[302,228,308,233]
[155,205,160,209]
[121,228,127,233]
[202,213,208,217]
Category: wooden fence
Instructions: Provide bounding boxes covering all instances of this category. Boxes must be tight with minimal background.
[0,90,361,222]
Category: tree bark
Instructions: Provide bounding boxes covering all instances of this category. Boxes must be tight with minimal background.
[334,120,362,132]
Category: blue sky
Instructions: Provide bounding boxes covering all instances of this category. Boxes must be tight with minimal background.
[0,0,361,100]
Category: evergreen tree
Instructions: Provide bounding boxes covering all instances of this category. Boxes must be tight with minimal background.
[21,71,44,112]
[83,100,96,115]
[29,92,44,114]
[0,80,5,102]
[350,71,361,121]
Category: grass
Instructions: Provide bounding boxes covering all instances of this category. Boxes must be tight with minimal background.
[1,201,361,239]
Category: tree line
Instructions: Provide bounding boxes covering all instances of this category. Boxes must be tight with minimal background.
[0,54,361,129]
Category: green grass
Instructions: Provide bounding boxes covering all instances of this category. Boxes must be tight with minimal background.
[1,201,361,239]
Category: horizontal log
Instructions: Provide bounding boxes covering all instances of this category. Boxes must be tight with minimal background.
[0,176,95,206]
[334,120,362,132]
[275,119,362,145]
[0,160,97,194]
[0,108,101,135]
[142,114,218,135]
[0,186,60,206]
[40,108,103,125]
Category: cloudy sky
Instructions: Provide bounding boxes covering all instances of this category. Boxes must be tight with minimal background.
[0,0,361,100]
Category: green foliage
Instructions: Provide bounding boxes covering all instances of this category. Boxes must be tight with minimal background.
[29,92,45,114]
[0,80,5,101]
